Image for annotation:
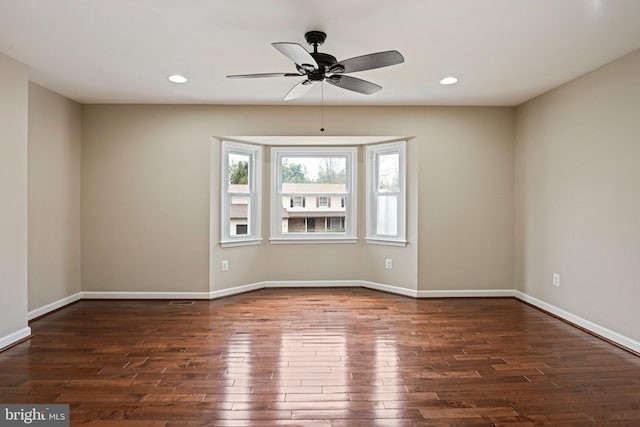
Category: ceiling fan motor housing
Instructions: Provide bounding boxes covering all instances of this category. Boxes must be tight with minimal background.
[309,52,337,81]
[303,31,338,81]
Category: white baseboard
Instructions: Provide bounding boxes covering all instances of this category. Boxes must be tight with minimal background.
[418,289,515,298]
[260,280,418,298]
[264,280,362,288]
[361,280,418,297]
[513,290,640,354]
[209,280,361,299]
[0,326,31,350]
[210,282,265,299]
[28,292,83,320]
[81,291,211,299]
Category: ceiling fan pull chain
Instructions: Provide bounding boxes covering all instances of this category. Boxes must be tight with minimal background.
[320,82,325,132]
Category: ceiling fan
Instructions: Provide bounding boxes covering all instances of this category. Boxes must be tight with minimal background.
[227,31,404,101]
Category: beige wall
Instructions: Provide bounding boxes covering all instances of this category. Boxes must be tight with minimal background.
[82,105,515,294]
[418,108,515,291]
[515,49,640,341]
[81,106,212,292]
[0,53,29,340]
[28,83,82,311]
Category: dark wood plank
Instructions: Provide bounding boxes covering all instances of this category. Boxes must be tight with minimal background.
[0,287,639,426]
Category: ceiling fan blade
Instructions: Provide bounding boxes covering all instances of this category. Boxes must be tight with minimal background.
[227,72,302,79]
[330,50,404,74]
[272,42,319,70]
[326,75,382,95]
[284,80,314,101]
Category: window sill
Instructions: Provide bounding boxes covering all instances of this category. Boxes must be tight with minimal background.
[269,237,358,245]
[220,238,262,248]
[366,238,407,247]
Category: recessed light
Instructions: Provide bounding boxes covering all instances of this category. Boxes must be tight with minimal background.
[439,76,458,85]
[168,74,188,83]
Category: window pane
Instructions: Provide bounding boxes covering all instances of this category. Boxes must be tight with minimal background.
[377,153,400,192]
[292,196,305,207]
[366,141,405,244]
[279,156,348,235]
[229,196,250,237]
[222,141,262,245]
[229,153,250,193]
[376,195,398,236]
[282,156,346,185]
[280,194,346,234]
[272,147,356,240]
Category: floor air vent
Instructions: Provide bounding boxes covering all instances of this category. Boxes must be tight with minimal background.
[168,301,195,305]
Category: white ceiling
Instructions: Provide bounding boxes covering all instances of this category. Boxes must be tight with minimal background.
[1,0,640,106]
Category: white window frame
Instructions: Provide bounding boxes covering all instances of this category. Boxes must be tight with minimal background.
[292,196,305,208]
[318,196,330,207]
[366,141,407,246]
[221,141,262,247]
[271,146,357,244]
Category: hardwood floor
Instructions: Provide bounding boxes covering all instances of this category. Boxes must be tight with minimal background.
[1,288,639,426]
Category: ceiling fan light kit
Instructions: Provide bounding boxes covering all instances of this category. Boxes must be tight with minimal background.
[227,31,404,101]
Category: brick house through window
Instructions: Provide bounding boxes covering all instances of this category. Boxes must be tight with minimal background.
[231,183,346,234]
[279,183,346,233]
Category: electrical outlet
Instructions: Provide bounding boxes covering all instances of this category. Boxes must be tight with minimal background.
[221,260,229,272]
[385,259,393,270]
[553,273,560,287]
